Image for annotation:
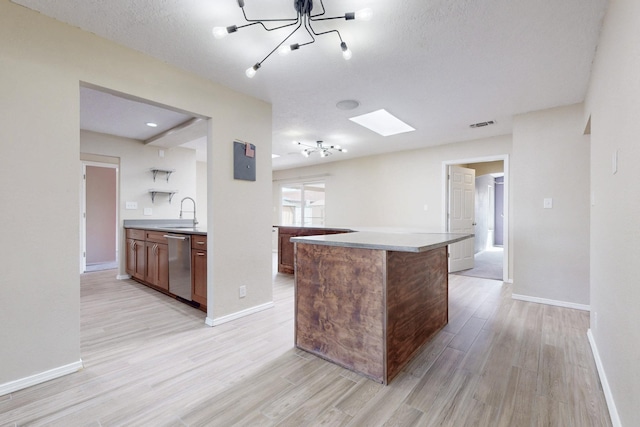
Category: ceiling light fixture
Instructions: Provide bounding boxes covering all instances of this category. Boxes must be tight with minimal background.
[294,140,347,158]
[213,0,372,78]
[146,122,158,128]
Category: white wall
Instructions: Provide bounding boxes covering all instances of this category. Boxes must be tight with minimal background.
[585,0,640,424]
[273,135,513,278]
[81,131,198,274]
[0,1,272,391]
[511,104,591,307]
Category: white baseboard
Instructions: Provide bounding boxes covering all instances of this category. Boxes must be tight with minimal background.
[587,330,621,427]
[205,301,275,327]
[116,274,131,280]
[0,360,83,396]
[512,294,590,311]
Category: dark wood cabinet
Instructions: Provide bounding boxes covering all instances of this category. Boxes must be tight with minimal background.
[191,235,207,308]
[126,229,146,281]
[125,228,206,311]
[277,226,352,274]
[145,242,169,291]
[144,231,169,291]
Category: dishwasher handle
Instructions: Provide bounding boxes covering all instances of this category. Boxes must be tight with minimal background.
[163,234,187,240]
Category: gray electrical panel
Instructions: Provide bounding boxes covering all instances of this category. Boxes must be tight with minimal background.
[233,141,256,181]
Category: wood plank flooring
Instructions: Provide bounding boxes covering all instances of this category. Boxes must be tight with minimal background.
[0,260,612,426]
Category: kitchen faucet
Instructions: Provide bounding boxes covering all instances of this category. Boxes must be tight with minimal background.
[179,197,198,227]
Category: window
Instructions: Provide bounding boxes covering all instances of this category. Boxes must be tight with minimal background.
[281,182,325,226]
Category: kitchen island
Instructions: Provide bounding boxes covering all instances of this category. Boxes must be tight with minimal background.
[292,231,472,384]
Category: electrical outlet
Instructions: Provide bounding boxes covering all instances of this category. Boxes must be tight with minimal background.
[239,285,247,298]
[125,201,138,210]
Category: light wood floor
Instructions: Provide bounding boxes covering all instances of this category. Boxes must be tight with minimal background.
[1,262,612,426]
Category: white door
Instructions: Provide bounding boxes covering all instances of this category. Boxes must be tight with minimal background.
[448,165,475,272]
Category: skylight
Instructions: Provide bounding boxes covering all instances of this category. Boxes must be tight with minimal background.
[349,109,415,137]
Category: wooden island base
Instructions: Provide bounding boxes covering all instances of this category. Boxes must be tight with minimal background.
[294,235,453,384]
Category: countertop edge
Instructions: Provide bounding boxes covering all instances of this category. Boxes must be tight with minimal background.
[124,225,207,236]
[291,232,473,253]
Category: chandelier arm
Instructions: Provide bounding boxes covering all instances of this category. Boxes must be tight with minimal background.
[257,19,304,65]
[236,20,300,33]
[302,15,317,45]
[309,15,348,22]
[308,22,344,43]
[309,0,326,18]
[240,5,298,23]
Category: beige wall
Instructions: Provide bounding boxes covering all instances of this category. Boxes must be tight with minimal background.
[273,135,514,279]
[512,104,591,306]
[0,1,272,390]
[196,161,208,228]
[585,0,640,424]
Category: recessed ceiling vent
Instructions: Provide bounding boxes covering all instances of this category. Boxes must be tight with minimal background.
[470,120,495,128]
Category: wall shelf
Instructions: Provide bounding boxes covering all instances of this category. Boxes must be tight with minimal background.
[148,189,178,204]
[150,168,175,182]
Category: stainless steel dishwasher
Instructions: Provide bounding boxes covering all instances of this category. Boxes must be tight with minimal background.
[164,234,192,301]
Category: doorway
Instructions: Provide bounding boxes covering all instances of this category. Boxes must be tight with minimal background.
[81,161,119,272]
[444,156,510,282]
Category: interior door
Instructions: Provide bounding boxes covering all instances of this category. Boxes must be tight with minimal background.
[448,165,475,272]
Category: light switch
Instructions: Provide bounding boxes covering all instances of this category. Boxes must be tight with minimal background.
[143,208,153,216]
[125,201,138,210]
[543,198,553,209]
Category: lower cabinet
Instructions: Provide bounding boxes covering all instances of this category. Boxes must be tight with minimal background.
[191,234,207,307]
[125,228,207,311]
[145,241,169,291]
[126,229,146,280]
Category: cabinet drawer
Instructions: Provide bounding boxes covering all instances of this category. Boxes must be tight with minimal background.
[145,230,168,244]
[126,228,145,240]
[191,235,207,249]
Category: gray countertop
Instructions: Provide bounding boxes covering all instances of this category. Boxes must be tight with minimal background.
[123,219,206,235]
[290,231,473,253]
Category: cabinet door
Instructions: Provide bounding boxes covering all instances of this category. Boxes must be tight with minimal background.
[145,242,169,291]
[145,242,158,286]
[128,239,145,280]
[192,250,207,306]
[126,238,136,276]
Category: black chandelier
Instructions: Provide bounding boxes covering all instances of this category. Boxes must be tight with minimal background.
[295,141,348,158]
[213,0,372,78]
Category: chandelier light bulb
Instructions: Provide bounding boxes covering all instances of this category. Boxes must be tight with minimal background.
[341,42,353,60]
[355,8,373,21]
[212,27,228,39]
[301,150,310,157]
[212,25,237,39]
[246,63,260,78]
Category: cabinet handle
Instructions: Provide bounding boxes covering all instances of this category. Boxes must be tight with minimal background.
[196,241,205,245]
[197,252,205,256]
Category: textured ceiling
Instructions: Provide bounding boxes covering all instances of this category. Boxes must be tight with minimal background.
[14,0,608,170]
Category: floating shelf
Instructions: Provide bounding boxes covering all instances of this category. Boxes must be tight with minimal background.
[148,189,178,204]
[150,167,175,182]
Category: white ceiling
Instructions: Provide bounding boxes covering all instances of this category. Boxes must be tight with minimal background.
[15,0,608,170]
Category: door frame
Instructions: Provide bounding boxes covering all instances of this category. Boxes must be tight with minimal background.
[442,154,510,283]
[80,160,120,274]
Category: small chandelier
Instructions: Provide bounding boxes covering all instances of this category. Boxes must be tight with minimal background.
[295,141,348,158]
[213,0,372,78]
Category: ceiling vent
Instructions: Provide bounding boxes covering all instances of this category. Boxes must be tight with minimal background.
[470,120,495,128]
